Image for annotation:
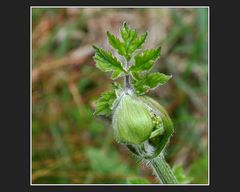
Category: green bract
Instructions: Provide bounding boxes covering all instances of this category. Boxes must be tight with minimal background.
[139,96,174,158]
[112,93,153,144]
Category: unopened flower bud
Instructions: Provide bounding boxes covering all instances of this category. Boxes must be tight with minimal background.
[112,93,153,144]
[112,91,173,159]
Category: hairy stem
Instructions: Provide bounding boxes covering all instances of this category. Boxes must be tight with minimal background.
[123,58,176,184]
[150,154,177,184]
[124,61,132,89]
[124,74,132,89]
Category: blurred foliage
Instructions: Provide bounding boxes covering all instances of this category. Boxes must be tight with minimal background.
[188,152,208,184]
[172,164,193,184]
[127,177,150,184]
[32,8,208,184]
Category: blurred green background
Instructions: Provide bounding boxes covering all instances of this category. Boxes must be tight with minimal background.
[32,7,208,184]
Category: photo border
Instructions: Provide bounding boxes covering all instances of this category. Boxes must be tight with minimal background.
[30,5,210,186]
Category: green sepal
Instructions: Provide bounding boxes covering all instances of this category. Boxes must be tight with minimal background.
[142,96,174,158]
[126,96,174,160]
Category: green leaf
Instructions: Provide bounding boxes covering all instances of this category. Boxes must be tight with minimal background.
[107,30,147,62]
[107,31,126,58]
[130,47,161,72]
[94,90,116,116]
[111,69,123,79]
[133,72,172,94]
[121,22,137,44]
[126,177,150,184]
[93,45,126,79]
[121,22,147,61]
[128,32,148,54]
[130,71,141,80]
[112,82,124,97]
[111,22,147,61]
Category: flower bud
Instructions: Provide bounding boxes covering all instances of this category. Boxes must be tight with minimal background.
[112,93,153,144]
[124,96,174,159]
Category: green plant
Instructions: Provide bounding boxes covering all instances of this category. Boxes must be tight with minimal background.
[93,22,177,184]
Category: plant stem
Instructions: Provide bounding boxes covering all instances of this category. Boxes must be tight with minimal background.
[150,154,178,184]
[123,59,176,184]
[124,61,132,90]
[124,74,131,89]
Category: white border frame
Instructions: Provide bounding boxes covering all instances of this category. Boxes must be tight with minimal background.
[30,6,210,186]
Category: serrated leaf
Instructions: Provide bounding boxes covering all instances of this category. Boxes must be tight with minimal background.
[128,32,147,54]
[112,82,124,97]
[112,82,122,89]
[133,72,172,94]
[120,22,130,41]
[94,90,116,116]
[130,71,141,80]
[116,22,148,61]
[111,69,123,79]
[130,47,161,72]
[121,22,137,43]
[107,31,126,58]
[93,45,126,78]
[107,30,147,62]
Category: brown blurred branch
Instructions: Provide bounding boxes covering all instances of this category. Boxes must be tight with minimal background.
[32,45,94,83]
